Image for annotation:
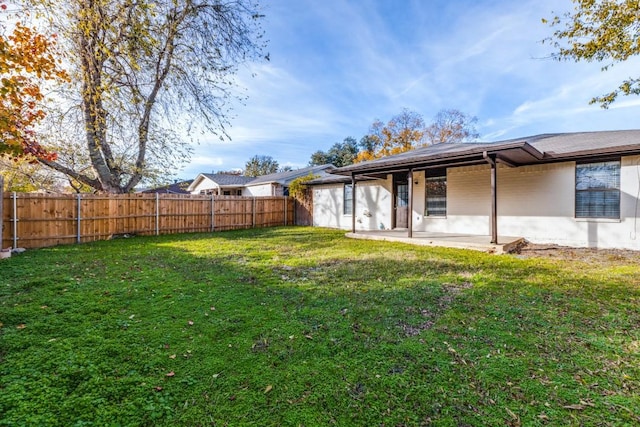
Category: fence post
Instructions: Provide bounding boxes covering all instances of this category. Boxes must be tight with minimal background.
[252,198,256,228]
[12,192,17,249]
[283,197,287,226]
[211,194,215,232]
[155,193,160,235]
[76,193,82,243]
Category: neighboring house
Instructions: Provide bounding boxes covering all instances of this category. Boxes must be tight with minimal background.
[309,130,640,250]
[140,180,193,194]
[243,164,334,196]
[187,165,335,197]
[187,173,254,195]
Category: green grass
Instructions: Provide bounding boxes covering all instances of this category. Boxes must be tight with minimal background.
[1,227,639,426]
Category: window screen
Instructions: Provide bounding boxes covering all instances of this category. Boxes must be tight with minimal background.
[575,161,620,218]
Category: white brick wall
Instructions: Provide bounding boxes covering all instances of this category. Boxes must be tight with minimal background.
[312,155,640,249]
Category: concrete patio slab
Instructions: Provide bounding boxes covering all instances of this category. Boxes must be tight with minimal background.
[345,230,524,254]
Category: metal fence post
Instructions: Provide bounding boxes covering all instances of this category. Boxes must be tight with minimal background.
[76,193,82,243]
[252,198,256,228]
[211,194,215,232]
[283,197,287,226]
[12,192,18,249]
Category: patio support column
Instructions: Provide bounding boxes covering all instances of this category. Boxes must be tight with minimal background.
[351,174,356,234]
[407,169,414,238]
[483,152,498,244]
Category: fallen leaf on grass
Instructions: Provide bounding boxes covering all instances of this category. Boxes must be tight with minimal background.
[188,320,194,326]
[16,324,26,330]
[264,385,273,394]
[169,354,176,359]
[153,386,163,392]
[166,371,175,377]
[563,404,586,410]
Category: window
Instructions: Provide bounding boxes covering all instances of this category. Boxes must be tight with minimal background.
[344,184,353,215]
[575,160,620,219]
[425,175,446,216]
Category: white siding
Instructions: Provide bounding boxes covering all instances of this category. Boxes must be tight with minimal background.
[189,177,220,195]
[243,183,276,197]
[312,178,392,230]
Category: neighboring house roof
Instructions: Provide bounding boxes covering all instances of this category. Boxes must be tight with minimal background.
[244,164,335,187]
[329,130,640,177]
[141,180,193,194]
[187,173,254,192]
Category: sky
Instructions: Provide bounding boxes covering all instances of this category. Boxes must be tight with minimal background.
[179,0,640,179]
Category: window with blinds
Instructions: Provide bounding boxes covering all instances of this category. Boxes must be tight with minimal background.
[425,175,447,217]
[575,161,620,219]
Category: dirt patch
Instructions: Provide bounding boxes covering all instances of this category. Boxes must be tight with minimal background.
[513,242,640,266]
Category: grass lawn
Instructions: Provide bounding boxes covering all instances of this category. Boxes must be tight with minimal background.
[1,227,639,426]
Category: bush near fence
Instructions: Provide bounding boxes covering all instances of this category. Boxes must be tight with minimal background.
[0,191,296,249]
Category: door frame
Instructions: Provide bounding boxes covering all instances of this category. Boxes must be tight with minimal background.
[392,175,409,229]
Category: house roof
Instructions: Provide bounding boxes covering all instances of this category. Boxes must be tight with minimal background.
[187,173,254,192]
[329,130,640,178]
[200,173,255,186]
[140,180,193,194]
[245,164,335,186]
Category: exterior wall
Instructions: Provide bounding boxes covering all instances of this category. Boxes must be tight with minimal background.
[412,156,640,250]
[189,178,220,195]
[312,178,392,230]
[313,155,640,249]
[244,183,276,197]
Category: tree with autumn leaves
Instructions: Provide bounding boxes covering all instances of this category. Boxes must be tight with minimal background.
[0,3,68,161]
[544,0,640,108]
[355,108,479,162]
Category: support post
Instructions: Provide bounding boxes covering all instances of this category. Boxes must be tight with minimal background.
[155,193,160,236]
[351,174,356,234]
[408,169,414,238]
[77,193,82,243]
[483,152,498,244]
[12,192,17,249]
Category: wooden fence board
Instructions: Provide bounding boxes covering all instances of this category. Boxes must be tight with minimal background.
[1,193,296,249]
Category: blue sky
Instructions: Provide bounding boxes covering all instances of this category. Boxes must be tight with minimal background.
[179,0,640,179]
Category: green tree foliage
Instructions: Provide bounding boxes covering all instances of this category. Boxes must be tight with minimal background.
[544,0,640,107]
[21,0,266,193]
[288,173,318,200]
[309,137,359,167]
[244,154,279,177]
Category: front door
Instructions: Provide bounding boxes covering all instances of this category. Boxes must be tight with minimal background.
[394,180,409,228]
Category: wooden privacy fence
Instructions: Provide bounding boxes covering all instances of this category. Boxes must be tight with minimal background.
[1,192,295,249]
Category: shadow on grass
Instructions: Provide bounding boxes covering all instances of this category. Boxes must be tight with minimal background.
[1,226,639,426]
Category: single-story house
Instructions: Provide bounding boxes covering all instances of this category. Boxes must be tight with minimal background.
[188,165,335,197]
[309,130,640,250]
[187,173,254,196]
[243,164,335,196]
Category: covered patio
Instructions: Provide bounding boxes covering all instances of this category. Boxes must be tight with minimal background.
[345,230,524,254]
